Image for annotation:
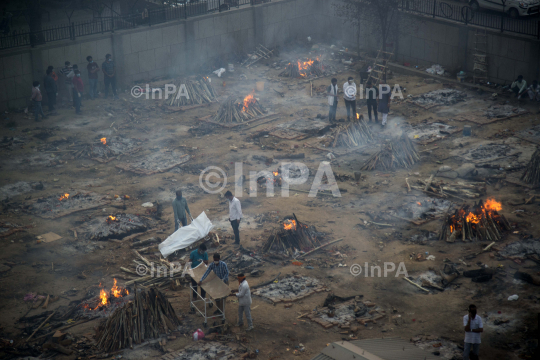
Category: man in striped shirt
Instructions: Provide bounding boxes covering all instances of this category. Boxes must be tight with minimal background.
[199,253,229,314]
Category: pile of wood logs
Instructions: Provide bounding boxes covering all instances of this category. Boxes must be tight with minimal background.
[95,287,181,352]
[279,63,301,78]
[308,60,324,76]
[262,214,322,256]
[213,95,266,123]
[361,134,420,171]
[521,148,540,185]
[168,77,217,107]
[324,115,374,148]
[408,178,487,200]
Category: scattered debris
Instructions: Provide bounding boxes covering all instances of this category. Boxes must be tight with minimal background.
[411,89,467,108]
[253,275,326,303]
[116,151,190,175]
[27,191,110,219]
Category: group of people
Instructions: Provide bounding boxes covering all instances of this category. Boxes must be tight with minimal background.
[511,75,540,101]
[30,54,118,121]
[327,76,391,126]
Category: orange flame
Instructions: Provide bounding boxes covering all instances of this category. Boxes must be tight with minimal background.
[417,202,422,206]
[99,288,108,306]
[108,215,117,222]
[101,137,107,145]
[58,193,69,201]
[484,198,502,212]
[273,171,279,176]
[111,278,123,298]
[466,212,481,224]
[242,91,256,112]
[283,219,296,231]
[356,113,360,120]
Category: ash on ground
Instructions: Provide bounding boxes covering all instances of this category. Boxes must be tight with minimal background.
[189,122,216,137]
[412,335,462,359]
[499,239,540,259]
[87,137,142,159]
[169,342,234,360]
[404,122,459,143]
[484,104,527,119]
[466,143,513,162]
[253,276,324,302]
[117,151,190,175]
[27,191,109,219]
[406,231,439,245]
[79,213,150,240]
[412,89,467,107]
[0,181,43,201]
[396,198,453,220]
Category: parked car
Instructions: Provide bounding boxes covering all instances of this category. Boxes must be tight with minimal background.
[469,0,540,18]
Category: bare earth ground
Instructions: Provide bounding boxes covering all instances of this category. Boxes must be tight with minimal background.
[0,46,539,360]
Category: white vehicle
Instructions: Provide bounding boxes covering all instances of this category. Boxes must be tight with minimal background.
[469,0,540,17]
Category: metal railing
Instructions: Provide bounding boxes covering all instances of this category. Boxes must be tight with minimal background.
[0,0,270,50]
[399,0,540,39]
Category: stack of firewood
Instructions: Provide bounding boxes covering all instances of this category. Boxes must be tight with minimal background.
[409,179,486,200]
[262,215,322,256]
[521,148,540,185]
[323,115,374,148]
[308,60,324,76]
[361,134,420,171]
[279,63,301,78]
[168,77,217,107]
[95,287,181,352]
[213,96,266,123]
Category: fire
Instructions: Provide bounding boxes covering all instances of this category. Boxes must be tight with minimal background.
[58,193,69,201]
[273,171,279,176]
[110,278,127,298]
[108,215,117,221]
[99,288,108,306]
[417,202,422,206]
[356,113,360,120]
[101,137,107,145]
[466,212,481,224]
[484,198,502,212]
[94,278,128,309]
[283,219,297,231]
[242,91,256,112]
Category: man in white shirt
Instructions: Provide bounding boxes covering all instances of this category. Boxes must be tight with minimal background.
[527,80,540,102]
[343,76,357,121]
[326,78,339,122]
[233,273,253,331]
[511,75,527,99]
[463,304,483,360]
[225,190,242,245]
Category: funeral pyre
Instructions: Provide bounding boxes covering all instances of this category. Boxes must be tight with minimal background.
[80,213,150,241]
[167,77,217,107]
[25,191,110,219]
[95,287,181,352]
[279,58,324,77]
[440,198,511,242]
[76,137,142,162]
[322,114,374,148]
[521,148,540,185]
[213,92,267,123]
[262,215,325,256]
[79,279,130,316]
[361,134,420,171]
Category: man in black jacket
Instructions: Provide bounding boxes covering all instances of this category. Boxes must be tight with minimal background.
[44,69,57,113]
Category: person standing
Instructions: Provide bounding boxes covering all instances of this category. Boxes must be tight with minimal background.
[60,61,73,102]
[463,304,483,360]
[31,81,47,122]
[72,70,84,115]
[44,69,57,113]
[87,56,100,100]
[225,190,242,245]
[234,273,253,331]
[527,79,540,102]
[47,65,58,83]
[198,253,229,314]
[102,54,118,99]
[189,244,208,300]
[365,81,378,123]
[326,78,339,122]
[377,81,391,127]
[172,190,192,231]
[343,76,357,121]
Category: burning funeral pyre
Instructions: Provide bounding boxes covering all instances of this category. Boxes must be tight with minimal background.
[279,58,324,78]
[361,134,420,171]
[213,92,266,123]
[167,77,217,107]
[521,148,540,185]
[322,114,374,148]
[262,215,325,256]
[80,279,130,315]
[27,191,110,219]
[82,214,150,241]
[95,287,181,352]
[440,198,511,242]
[76,137,142,163]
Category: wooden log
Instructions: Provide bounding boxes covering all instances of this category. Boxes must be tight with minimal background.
[26,311,56,342]
[296,238,343,259]
[403,277,429,293]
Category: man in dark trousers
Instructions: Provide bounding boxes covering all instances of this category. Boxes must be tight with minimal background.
[87,56,100,100]
[343,76,357,121]
[189,244,208,300]
[102,53,118,99]
[225,190,242,245]
[172,190,192,231]
[365,81,378,123]
[326,78,339,122]
[199,253,229,314]
[377,80,391,127]
[31,81,47,122]
[44,69,57,113]
[463,304,483,360]
[72,70,84,115]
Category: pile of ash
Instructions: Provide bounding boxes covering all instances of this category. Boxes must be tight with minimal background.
[169,342,234,360]
[80,214,151,241]
[27,191,109,219]
[0,181,43,201]
[253,276,325,303]
[484,104,527,119]
[499,239,540,260]
[412,89,467,107]
[87,137,142,160]
[407,231,439,245]
[396,198,453,220]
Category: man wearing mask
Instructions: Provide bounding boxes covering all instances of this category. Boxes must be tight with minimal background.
[224,190,242,245]
[463,304,483,360]
[326,78,339,122]
[102,53,118,99]
[233,273,253,331]
[365,81,378,123]
[86,56,100,100]
[44,69,57,113]
[199,253,229,314]
[172,190,192,231]
[72,70,84,115]
[31,81,47,122]
[189,244,208,300]
[343,76,357,121]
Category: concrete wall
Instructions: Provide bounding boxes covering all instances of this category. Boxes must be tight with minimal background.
[0,0,316,111]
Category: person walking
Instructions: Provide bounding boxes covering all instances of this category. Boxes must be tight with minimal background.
[225,190,242,245]
[44,69,57,113]
[87,56,100,100]
[343,76,357,121]
[31,81,47,122]
[234,273,253,331]
[102,54,118,99]
[198,253,229,314]
[189,244,208,300]
[326,78,339,122]
[365,81,378,123]
[377,81,391,127]
[172,190,192,231]
[72,70,84,115]
[463,304,483,360]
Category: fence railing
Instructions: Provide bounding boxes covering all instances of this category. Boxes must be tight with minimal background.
[0,0,269,50]
[399,0,540,39]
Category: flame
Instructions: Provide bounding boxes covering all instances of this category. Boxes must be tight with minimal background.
[100,137,107,145]
[466,212,481,224]
[99,288,108,306]
[356,113,360,120]
[108,215,117,222]
[242,91,256,112]
[417,202,422,206]
[484,198,502,212]
[110,278,123,298]
[58,193,69,201]
[283,219,296,231]
[273,171,279,176]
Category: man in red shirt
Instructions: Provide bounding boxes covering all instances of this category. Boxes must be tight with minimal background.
[86,56,99,100]
[72,70,84,114]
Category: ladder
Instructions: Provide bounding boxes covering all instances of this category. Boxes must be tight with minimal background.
[473,29,488,84]
[366,46,394,86]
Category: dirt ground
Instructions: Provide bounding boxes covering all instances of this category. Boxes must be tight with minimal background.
[1,44,539,360]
